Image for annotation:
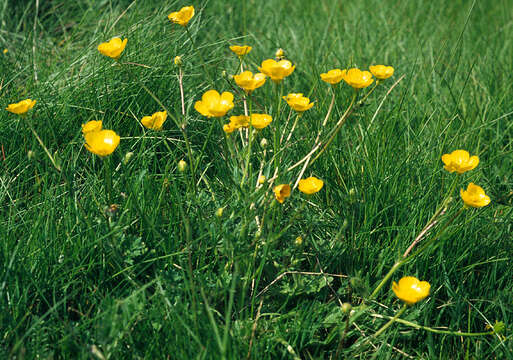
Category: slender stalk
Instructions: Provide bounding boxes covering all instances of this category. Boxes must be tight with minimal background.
[357,80,379,106]
[222,262,238,356]
[178,66,185,116]
[23,115,61,171]
[103,155,113,204]
[368,261,403,301]
[409,207,465,259]
[185,26,214,86]
[121,63,197,193]
[241,97,254,186]
[279,109,293,145]
[334,312,351,359]
[284,113,301,145]
[371,313,494,337]
[309,91,357,166]
[369,207,465,301]
[272,82,284,173]
[373,304,407,338]
[403,175,459,257]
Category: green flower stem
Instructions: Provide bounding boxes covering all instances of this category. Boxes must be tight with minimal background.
[185,26,214,87]
[121,63,197,194]
[284,113,302,145]
[178,65,185,116]
[251,200,307,315]
[103,155,113,204]
[272,82,284,174]
[373,304,407,338]
[309,91,357,166]
[23,115,61,171]
[369,206,465,301]
[368,261,403,301]
[357,80,379,106]
[402,175,460,257]
[409,207,465,259]
[334,311,351,359]
[373,314,494,337]
[217,118,238,165]
[241,97,254,187]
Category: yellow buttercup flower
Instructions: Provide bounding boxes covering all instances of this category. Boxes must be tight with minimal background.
[282,93,314,113]
[342,68,374,89]
[250,114,272,130]
[230,45,252,57]
[369,65,394,80]
[84,129,120,157]
[392,276,430,305]
[97,37,127,60]
[3,49,8,54]
[194,90,234,118]
[258,175,266,184]
[168,6,195,26]
[441,150,479,174]
[233,71,266,93]
[223,115,250,134]
[141,111,167,131]
[82,120,103,134]
[229,115,250,129]
[223,123,236,134]
[460,183,491,208]
[298,177,324,195]
[258,59,295,83]
[320,69,345,85]
[6,99,37,115]
[274,184,291,204]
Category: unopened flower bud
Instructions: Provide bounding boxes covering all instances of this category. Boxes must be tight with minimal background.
[221,70,228,79]
[174,56,182,66]
[215,207,224,218]
[177,159,187,172]
[341,303,352,314]
[260,138,268,148]
[258,175,266,184]
[294,236,303,246]
[275,48,285,60]
[27,150,35,160]
[123,151,134,165]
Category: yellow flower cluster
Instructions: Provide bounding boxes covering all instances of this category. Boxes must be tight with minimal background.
[441,149,490,208]
[320,65,394,88]
[223,114,273,133]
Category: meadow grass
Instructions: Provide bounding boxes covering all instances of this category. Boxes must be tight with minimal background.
[1,0,512,358]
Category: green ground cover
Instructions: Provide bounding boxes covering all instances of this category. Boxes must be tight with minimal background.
[1,0,512,358]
